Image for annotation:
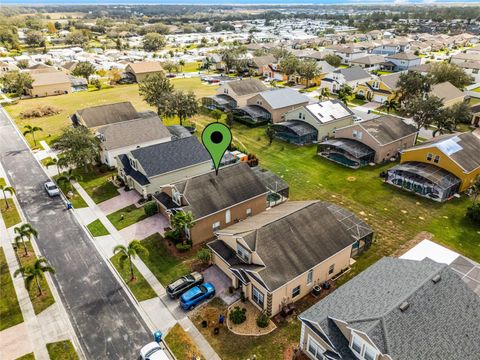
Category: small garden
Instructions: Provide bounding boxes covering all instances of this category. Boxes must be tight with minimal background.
[165,323,204,360]
[227,301,276,336]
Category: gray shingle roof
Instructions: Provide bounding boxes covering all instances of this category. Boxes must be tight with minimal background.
[379,72,402,90]
[76,102,139,128]
[300,257,480,360]
[333,67,371,82]
[358,115,417,145]
[226,78,267,97]
[97,115,171,150]
[386,52,420,61]
[257,88,309,110]
[130,136,211,178]
[172,162,267,220]
[430,81,464,104]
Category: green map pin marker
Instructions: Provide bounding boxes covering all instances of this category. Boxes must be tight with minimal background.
[201,122,232,175]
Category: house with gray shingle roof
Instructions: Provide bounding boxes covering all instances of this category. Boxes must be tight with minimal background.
[320,67,372,94]
[208,200,373,317]
[298,257,480,360]
[116,136,211,197]
[384,52,421,71]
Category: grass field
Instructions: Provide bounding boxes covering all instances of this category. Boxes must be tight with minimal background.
[17,242,55,315]
[46,340,79,360]
[110,253,156,301]
[4,78,217,148]
[165,323,204,360]
[138,233,190,285]
[86,219,110,237]
[181,62,202,73]
[0,199,21,228]
[0,247,24,331]
[107,204,150,230]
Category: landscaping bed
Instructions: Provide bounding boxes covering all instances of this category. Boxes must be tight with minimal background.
[227,300,276,336]
[110,253,156,302]
[0,247,23,331]
[86,219,110,237]
[0,199,21,228]
[46,340,79,360]
[106,204,150,231]
[15,353,35,360]
[165,323,204,360]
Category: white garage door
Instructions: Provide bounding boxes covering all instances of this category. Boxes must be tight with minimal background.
[373,94,387,103]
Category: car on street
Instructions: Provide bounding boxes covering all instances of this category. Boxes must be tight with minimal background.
[166,271,204,299]
[180,282,215,310]
[140,342,169,360]
[44,181,60,197]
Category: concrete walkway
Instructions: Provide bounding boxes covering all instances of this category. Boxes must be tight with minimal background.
[119,214,169,242]
[71,181,221,360]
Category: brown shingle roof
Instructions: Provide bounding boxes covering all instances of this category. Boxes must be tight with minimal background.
[430,81,464,104]
[127,61,163,74]
[31,71,70,87]
[226,78,267,97]
[359,116,418,145]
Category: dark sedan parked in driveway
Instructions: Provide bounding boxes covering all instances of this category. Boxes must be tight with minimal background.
[166,272,204,299]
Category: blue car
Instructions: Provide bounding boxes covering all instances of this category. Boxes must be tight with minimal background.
[180,282,215,310]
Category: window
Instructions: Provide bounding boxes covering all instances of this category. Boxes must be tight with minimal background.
[328,264,335,275]
[307,269,313,285]
[292,285,301,298]
[299,112,302,119]
[172,189,181,206]
[252,286,264,307]
[307,336,326,360]
[364,346,377,360]
[473,69,479,74]
[129,158,137,170]
[351,335,362,354]
[426,153,433,161]
[350,334,379,360]
[212,221,220,232]
[237,243,250,263]
[434,155,440,164]
[246,208,252,216]
[225,209,231,224]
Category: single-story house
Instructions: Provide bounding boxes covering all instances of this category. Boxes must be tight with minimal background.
[349,55,386,71]
[320,67,372,94]
[429,81,465,108]
[69,75,88,92]
[355,72,402,104]
[116,136,212,197]
[298,257,480,360]
[202,78,267,111]
[61,61,78,74]
[28,70,71,98]
[456,61,480,83]
[277,100,355,144]
[125,61,164,82]
[387,132,480,202]
[384,52,421,71]
[208,200,373,317]
[155,162,268,245]
[234,88,310,125]
[318,116,418,168]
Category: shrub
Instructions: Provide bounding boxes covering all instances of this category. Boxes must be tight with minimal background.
[229,306,246,325]
[196,248,212,264]
[20,105,61,119]
[466,203,480,224]
[356,93,365,100]
[256,311,270,328]
[176,243,191,252]
[144,201,158,216]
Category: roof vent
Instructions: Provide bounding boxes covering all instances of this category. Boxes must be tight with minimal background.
[432,274,441,284]
[399,302,410,312]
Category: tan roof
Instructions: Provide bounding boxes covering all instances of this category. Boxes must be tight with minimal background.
[430,82,464,104]
[225,78,267,97]
[31,71,70,87]
[379,72,402,90]
[127,61,163,74]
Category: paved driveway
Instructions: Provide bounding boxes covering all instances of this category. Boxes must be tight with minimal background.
[202,265,240,306]
[118,213,169,242]
[98,187,141,215]
[0,107,151,359]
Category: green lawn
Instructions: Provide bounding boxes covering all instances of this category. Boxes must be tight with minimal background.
[107,204,150,230]
[17,242,55,315]
[181,61,201,73]
[138,233,190,285]
[15,353,35,360]
[0,199,21,228]
[86,219,110,237]
[4,79,216,148]
[0,247,24,331]
[46,340,79,360]
[0,177,5,186]
[71,168,119,204]
[473,87,480,93]
[40,157,53,167]
[52,177,88,209]
[110,253,156,302]
[165,323,204,360]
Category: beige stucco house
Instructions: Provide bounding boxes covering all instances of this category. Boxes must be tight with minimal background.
[429,81,465,108]
[208,201,373,317]
[125,61,164,82]
[28,70,71,97]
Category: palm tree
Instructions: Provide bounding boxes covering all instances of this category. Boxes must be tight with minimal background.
[432,110,455,137]
[337,85,353,105]
[0,185,15,209]
[14,257,55,296]
[14,223,38,257]
[383,99,398,114]
[319,87,330,101]
[57,169,82,191]
[113,240,148,281]
[45,157,68,176]
[23,125,43,147]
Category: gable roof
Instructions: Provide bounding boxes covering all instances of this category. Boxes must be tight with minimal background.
[386,52,420,61]
[127,61,163,74]
[305,100,354,124]
[31,71,70,87]
[129,136,210,178]
[251,55,277,68]
[171,162,267,220]
[300,257,480,360]
[76,102,139,128]
[378,72,402,90]
[350,55,386,65]
[357,116,417,145]
[218,201,369,290]
[96,115,171,151]
[430,81,464,103]
[403,132,480,172]
[456,60,480,70]
[226,78,267,97]
[333,66,371,82]
[257,88,309,110]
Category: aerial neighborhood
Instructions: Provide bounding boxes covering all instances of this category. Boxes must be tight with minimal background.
[0,3,479,360]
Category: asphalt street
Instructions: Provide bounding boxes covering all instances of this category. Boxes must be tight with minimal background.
[0,107,152,359]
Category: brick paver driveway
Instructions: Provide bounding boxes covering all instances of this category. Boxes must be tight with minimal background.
[98,187,141,214]
[118,213,169,242]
